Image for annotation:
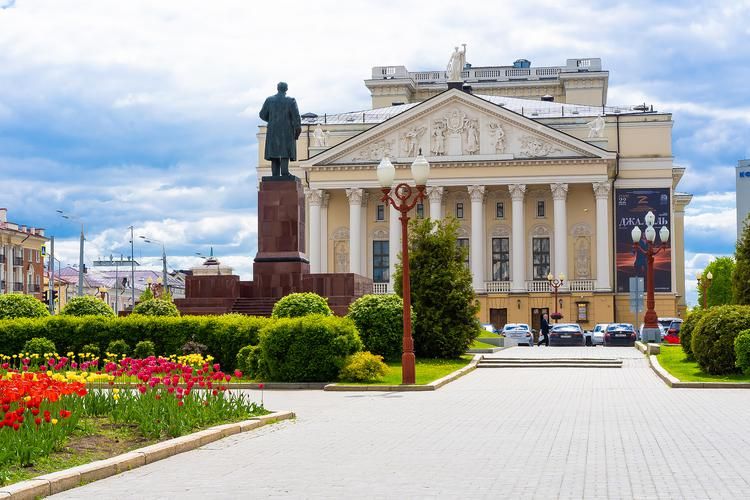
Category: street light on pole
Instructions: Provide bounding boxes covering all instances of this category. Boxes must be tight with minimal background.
[377,152,430,385]
[547,273,565,323]
[139,236,169,295]
[631,210,670,343]
[697,270,713,309]
[57,210,85,297]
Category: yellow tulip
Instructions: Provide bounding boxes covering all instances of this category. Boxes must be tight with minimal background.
[51,418,58,425]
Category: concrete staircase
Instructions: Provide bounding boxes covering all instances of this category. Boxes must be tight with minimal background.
[230,297,278,317]
[477,357,623,369]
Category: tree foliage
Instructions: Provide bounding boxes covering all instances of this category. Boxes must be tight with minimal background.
[0,294,50,319]
[132,298,180,317]
[394,217,481,358]
[697,257,735,308]
[347,294,411,360]
[272,292,332,318]
[733,214,750,305]
[61,295,115,317]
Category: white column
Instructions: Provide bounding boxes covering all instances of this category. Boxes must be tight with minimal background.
[509,184,526,292]
[468,185,486,291]
[304,188,323,274]
[389,204,400,292]
[320,192,329,273]
[426,186,444,221]
[360,192,369,277]
[346,188,363,275]
[551,183,568,282]
[593,182,611,291]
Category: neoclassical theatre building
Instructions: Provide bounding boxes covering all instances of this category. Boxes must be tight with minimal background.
[256,56,692,329]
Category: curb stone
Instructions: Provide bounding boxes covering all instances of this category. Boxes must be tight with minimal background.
[0,411,294,499]
[324,354,481,392]
[648,354,750,389]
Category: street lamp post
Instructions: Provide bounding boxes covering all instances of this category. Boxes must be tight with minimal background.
[57,210,85,297]
[631,210,670,343]
[697,271,713,309]
[376,153,430,385]
[139,236,169,295]
[547,273,565,323]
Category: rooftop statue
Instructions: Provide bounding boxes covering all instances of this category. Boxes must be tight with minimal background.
[259,82,302,178]
[446,44,467,82]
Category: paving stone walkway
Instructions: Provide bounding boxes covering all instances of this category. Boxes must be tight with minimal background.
[54,347,750,499]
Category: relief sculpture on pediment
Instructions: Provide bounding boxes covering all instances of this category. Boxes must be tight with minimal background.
[518,135,563,158]
[400,125,427,157]
[487,121,506,153]
[351,139,394,161]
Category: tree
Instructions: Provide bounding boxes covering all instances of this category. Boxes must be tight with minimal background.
[698,257,735,308]
[733,214,750,305]
[394,217,481,358]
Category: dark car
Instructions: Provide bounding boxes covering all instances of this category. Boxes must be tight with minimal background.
[604,323,637,346]
[549,323,585,346]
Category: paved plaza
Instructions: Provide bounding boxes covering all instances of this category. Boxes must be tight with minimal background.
[55,347,750,499]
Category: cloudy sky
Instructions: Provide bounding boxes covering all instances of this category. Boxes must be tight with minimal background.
[1,0,748,305]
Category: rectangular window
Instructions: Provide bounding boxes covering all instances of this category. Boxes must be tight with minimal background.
[376,204,385,221]
[577,302,589,322]
[457,238,470,269]
[532,237,550,280]
[537,200,546,218]
[372,240,389,283]
[416,203,424,219]
[496,202,504,219]
[491,238,510,281]
[456,202,464,219]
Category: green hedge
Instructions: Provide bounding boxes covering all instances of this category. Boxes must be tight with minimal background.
[0,314,270,370]
[691,305,750,374]
[0,294,50,319]
[347,294,410,360]
[680,308,707,359]
[734,329,750,373]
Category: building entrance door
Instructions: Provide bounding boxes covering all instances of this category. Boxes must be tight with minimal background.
[489,308,507,331]
[531,307,550,342]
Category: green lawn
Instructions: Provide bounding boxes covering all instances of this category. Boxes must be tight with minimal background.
[657,346,750,382]
[348,355,474,385]
[470,339,498,349]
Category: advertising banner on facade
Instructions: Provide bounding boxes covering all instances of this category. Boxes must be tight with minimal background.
[615,188,671,293]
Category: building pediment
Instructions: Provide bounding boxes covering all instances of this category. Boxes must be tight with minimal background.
[302,89,614,169]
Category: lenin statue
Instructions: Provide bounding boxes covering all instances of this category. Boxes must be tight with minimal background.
[259,82,302,178]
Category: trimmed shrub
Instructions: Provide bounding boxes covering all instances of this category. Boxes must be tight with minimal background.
[134,340,156,359]
[271,293,332,318]
[181,341,208,356]
[735,329,750,373]
[106,339,131,358]
[259,315,362,382]
[197,314,269,370]
[61,296,115,317]
[680,308,707,359]
[236,344,264,379]
[22,337,57,357]
[338,351,388,382]
[81,343,101,358]
[347,294,411,359]
[132,299,180,317]
[0,294,50,319]
[691,305,750,374]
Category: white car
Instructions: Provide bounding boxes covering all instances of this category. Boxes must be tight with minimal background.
[590,323,609,346]
[501,323,534,346]
[639,323,666,341]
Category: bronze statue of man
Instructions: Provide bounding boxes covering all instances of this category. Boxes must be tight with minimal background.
[259,82,302,178]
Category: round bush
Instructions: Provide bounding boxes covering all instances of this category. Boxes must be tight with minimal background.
[347,294,412,359]
[259,315,362,382]
[134,340,156,359]
[61,295,115,317]
[691,305,750,374]
[22,337,57,357]
[735,329,750,373]
[0,294,50,319]
[132,299,180,317]
[338,351,388,382]
[680,308,707,359]
[81,343,101,358]
[272,293,332,318]
[236,344,263,379]
[106,339,131,358]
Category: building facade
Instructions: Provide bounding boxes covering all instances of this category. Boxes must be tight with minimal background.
[0,208,47,300]
[256,56,691,329]
[737,159,750,239]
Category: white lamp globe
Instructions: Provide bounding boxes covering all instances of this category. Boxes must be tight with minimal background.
[644,211,656,227]
[631,226,642,243]
[546,273,553,281]
[659,225,670,243]
[645,226,656,243]
[558,273,565,281]
[410,153,430,186]
[376,157,395,188]
[707,271,713,280]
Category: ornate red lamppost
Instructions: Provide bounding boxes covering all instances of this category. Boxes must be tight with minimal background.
[697,270,713,309]
[377,153,430,385]
[631,210,670,343]
[546,273,565,323]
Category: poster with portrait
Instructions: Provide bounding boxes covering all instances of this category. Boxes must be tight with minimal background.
[615,188,672,292]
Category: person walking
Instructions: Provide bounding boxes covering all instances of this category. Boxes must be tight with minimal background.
[537,313,550,346]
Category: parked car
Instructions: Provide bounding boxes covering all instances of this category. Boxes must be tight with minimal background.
[549,323,585,346]
[605,323,637,346]
[639,323,666,342]
[590,323,609,346]
[664,319,683,344]
[501,323,533,346]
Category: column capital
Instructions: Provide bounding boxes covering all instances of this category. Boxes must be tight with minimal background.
[426,186,444,203]
[592,181,611,200]
[508,184,526,201]
[467,185,486,203]
[345,188,364,205]
[305,188,324,207]
[321,192,330,208]
[551,183,569,201]
[360,191,370,207]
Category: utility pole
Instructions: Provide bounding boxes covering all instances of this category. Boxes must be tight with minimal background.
[78,222,84,296]
[130,226,135,309]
